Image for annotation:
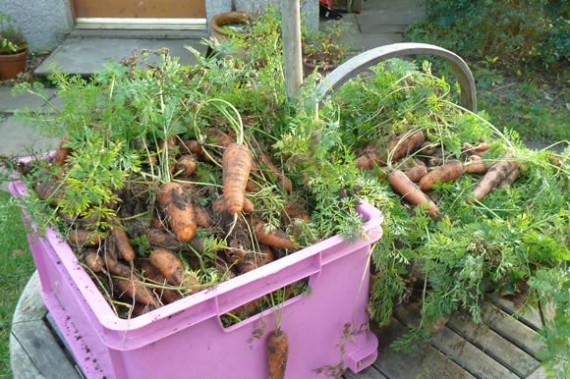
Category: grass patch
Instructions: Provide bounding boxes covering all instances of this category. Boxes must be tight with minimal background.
[0,190,35,379]
[475,64,570,143]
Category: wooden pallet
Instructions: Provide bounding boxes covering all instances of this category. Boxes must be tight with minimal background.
[11,272,550,379]
[344,299,549,379]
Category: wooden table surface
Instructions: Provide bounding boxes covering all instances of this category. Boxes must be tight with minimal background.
[11,271,549,379]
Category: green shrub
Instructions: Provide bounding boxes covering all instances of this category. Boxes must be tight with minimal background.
[406,0,570,68]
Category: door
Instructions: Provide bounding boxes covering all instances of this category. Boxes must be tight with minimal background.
[72,0,206,29]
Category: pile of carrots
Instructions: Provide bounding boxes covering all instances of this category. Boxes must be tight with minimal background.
[356,130,521,216]
[32,123,309,321]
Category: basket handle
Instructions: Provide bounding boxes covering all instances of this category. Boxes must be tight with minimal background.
[315,42,477,112]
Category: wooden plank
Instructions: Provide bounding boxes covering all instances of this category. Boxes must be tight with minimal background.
[430,328,519,379]
[447,310,540,377]
[373,318,474,379]
[343,365,388,379]
[526,366,548,379]
[9,333,45,379]
[480,302,544,357]
[489,294,554,332]
[11,320,82,379]
[394,304,519,379]
[11,272,47,323]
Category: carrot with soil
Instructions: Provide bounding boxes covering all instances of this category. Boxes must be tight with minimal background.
[389,170,439,215]
[254,220,298,250]
[222,142,254,215]
[267,329,289,379]
[470,155,519,202]
[111,227,136,262]
[419,160,464,191]
[156,182,197,242]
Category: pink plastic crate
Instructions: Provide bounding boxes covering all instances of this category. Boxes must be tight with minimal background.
[10,179,383,379]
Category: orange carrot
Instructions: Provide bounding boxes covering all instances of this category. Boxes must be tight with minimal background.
[54,136,71,166]
[156,182,197,242]
[267,329,289,379]
[34,175,62,206]
[463,142,489,156]
[111,227,136,262]
[388,131,426,161]
[243,197,255,214]
[465,155,487,175]
[222,143,253,215]
[113,277,159,307]
[193,205,211,228]
[146,228,184,250]
[84,249,105,273]
[137,259,182,305]
[130,302,157,317]
[68,229,102,247]
[208,128,234,147]
[255,221,298,250]
[149,248,200,291]
[102,253,132,277]
[419,160,464,191]
[420,141,437,156]
[246,180,262,193]
[355,152,378,169]
[404,163,428,183]
[498,165,521,188]
[183,139,203,155]
[470,155,518,202]
[388,170,439,214]
[175,155,198,178]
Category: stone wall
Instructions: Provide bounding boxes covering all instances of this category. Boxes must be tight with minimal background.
[0,0,73,52]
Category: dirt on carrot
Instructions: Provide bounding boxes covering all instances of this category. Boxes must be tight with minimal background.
[156,182,197,242]
[388,170,440,215]
[254,220,298,250]
[267,329,289,379]
[222,142,254,215]
[470,155,518,202]
[419,160,464,191]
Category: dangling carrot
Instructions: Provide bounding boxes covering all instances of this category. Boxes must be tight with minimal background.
[267,329,289,379]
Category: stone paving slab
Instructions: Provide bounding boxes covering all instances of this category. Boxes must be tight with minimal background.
[0,86,56,115]
[357,8,425,34]
[0,116,59,157]
[35,37,208,77]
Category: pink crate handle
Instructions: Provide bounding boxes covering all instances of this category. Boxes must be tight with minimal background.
[214,202,382,317]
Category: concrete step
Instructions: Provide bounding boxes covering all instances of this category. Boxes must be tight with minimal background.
[34,35,208,77]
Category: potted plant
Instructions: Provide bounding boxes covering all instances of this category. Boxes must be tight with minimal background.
[302,20,348,77]
[0,13,28,80]
[209,11,255,45]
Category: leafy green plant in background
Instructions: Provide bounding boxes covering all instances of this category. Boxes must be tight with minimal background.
[407,0,570,68]
[0,13,27,55]
[405,0,570,143]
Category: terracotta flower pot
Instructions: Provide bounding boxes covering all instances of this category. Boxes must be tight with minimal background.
[209,12,254,44]
[302,54,338,77]
[0,49,28,80]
